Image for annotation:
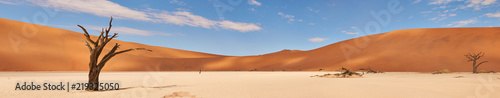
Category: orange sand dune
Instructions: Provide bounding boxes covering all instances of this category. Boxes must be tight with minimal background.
[1,18,499,72]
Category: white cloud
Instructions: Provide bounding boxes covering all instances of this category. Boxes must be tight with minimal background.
[463,0,496,10]
[485,12,500,17]
[175,8,189,11]
[153,11,261,32]
[153,11,217,29]
[249,8,255,11]
[28,0,152,21]
[447,18,477,27]
[481,0,496,5]
[24,0,261,32]
[170,0,186,6]
[413,0,422,4]
[248,0,261,6]
[218,21,262,32]
[430,16,449,21]
[449,14,457,16]
[0,0,20,5]
[421,11,433,13]
[277,12,299,23]
[341,31,359,35]
[81,25,171,36]
[429,0,497,10]
[308,37,328,42]
[278,12,294,18]
[307,7,320,13]
[429,0,455,5]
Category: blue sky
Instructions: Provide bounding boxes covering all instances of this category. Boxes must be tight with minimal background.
[1,0,499,56]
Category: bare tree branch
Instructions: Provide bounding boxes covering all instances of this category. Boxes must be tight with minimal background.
[465,54,474,62]
[81,40,93,52]
[477,61,488,67]
[114,48,152,56]
[96,30,103,45]
[477,52,485,60]
[98,43,120,69]
[106,16,113,38]
[78,25,96,45]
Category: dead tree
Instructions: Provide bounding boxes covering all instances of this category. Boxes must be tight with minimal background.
[334,68,362,78]
[79,17,152,91]
[465,52,488,73]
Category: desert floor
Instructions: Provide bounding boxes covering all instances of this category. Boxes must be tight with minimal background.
[0,72,499,98]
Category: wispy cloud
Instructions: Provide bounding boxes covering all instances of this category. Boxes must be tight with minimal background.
[23,0,261,32]
[0,0,21,5]
[248,0,261,6]
[462,0,497,10]
[322,17,328,20]
[153,11,261,32]
[169,0,186,6]
[427,12,455,21]
[308,37,328,42]
[412,0,422,4]
[152,11,217,29]
[307,7,320,13]
[28,0,152,21]
[429,0,456,5]
[341,31,359,35]
[420,11,433,13]
[105,26,171,36]
[485,12,500,17]
[447,18,477,27]
[277,12,299,23]
[429,0,497,10]
[51,24,171,36]
[218,21,262,32]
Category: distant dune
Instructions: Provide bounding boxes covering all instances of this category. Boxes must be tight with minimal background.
[1,18,499,72]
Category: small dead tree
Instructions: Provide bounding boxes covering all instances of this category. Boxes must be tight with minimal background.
[79,17,152,91]
[465,52,488,73]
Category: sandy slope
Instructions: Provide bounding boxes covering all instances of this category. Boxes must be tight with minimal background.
[0,72,499,98]
[0,18,223,71]
[1,18,500,72]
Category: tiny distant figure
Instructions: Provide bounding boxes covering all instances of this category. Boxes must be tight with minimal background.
[199,68,202,74]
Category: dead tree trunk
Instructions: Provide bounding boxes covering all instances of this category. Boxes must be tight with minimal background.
[79,17,152,91]
[465,52,488,73]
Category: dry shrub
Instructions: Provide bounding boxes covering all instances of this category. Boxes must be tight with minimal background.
[311,68,363,78]
[477,70,496,73]
[432,68,452,74]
